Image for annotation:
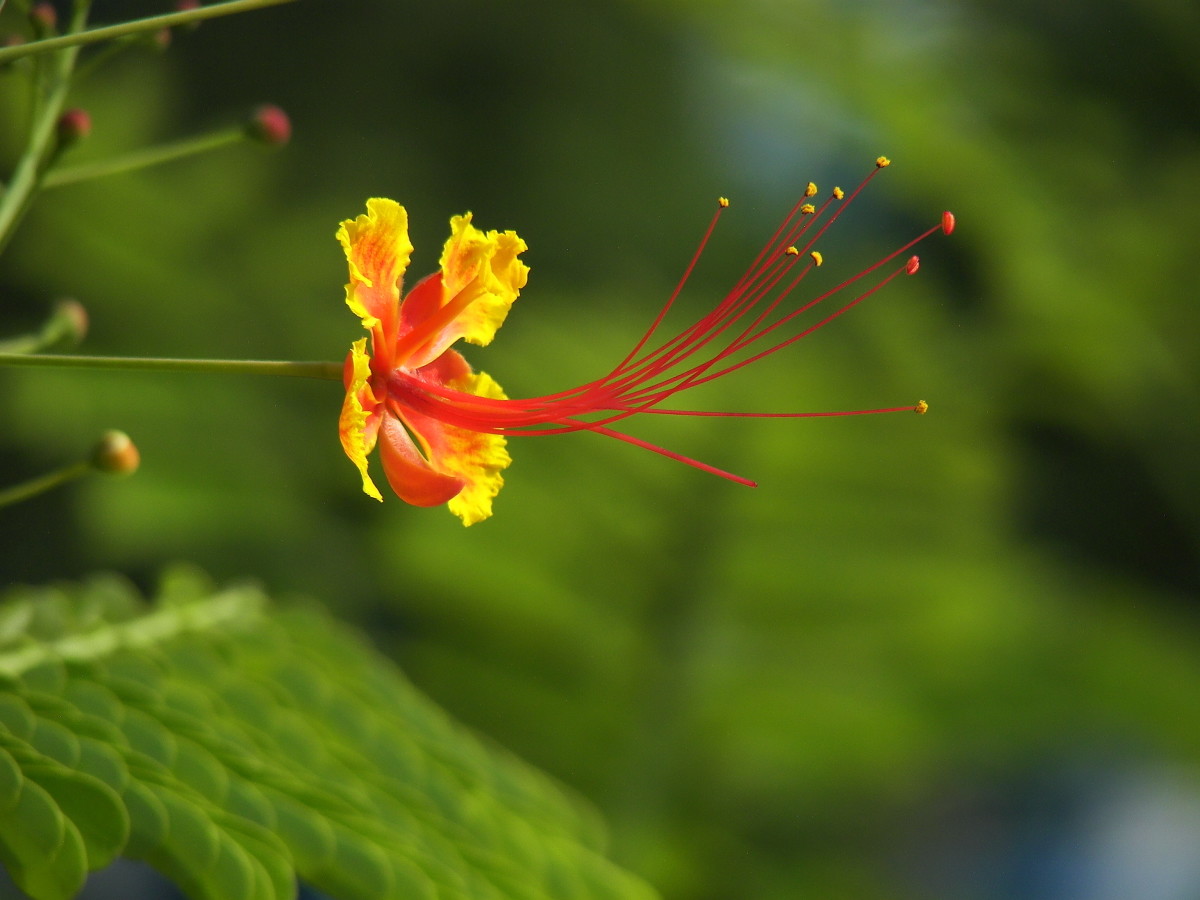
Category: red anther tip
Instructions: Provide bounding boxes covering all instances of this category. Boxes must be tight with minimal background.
[905,256,920,275]
[941,211,956,235]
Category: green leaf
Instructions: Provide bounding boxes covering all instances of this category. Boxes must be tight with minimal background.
[0,567,657,900]
[22,762,128,869]
[0,766,85,900]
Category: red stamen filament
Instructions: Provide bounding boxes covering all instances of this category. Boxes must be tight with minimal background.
[387,164,953,484]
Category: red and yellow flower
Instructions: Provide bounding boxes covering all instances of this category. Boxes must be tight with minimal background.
[338,200,527,525]
[338,159,954,526]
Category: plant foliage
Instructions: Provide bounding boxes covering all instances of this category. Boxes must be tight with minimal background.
[0,566,656,900]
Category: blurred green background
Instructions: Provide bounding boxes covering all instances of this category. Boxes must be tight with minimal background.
[3,0,1199,897]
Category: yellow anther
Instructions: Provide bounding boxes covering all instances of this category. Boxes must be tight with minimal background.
[717,197,730,208]
[799,203,816,215]
[833,186,845,200]
[914,400,929,415]
[784,246,800,256]
[875,156,891,168]
[810,250,823,267]
[804,182,818,198]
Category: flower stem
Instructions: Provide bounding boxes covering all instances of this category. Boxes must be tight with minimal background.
[0,0,297,66]
[0,2,87,256]
[0,460,90,508]
[0,352,343,380]
[43,127,245,188]
[0,300,87,353]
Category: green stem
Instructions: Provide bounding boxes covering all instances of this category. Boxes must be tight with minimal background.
[0,0,298,66]
[0,352,343,380]
[0,336,39,354]
[43,127,245,188]
[0,460,90,508]
[0,3,87,255]
[0,301,87,353]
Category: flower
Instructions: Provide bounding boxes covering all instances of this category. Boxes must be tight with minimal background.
[338,159,954,526]
[338,200,526,525]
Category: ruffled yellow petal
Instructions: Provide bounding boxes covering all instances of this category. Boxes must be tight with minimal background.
[442,369,512,526]
[337,198,413,332]
[338,338,383,501]
[438,213,529,347]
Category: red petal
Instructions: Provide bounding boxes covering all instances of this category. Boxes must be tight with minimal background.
[377,414,464,507]
[394,271,446,367]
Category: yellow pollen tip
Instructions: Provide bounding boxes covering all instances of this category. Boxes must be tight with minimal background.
[717,196,730,208]
[800,203,816,215]
[784,246,800,256]
[833,186,845,200]
[875,156,891,168]
[810,250,823,266]
[804,182,818,197]
[915,400,929,414]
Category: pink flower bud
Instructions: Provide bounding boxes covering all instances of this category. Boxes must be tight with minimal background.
[56,108,92,145]
[246,104,291,146]
[30,3,57,32]
[173,0,203,33]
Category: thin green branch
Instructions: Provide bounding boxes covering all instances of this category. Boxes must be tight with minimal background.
[0,300,87,352]
[0,3,88,255]
[0,352,343,380]
[0,460,89,508]
[0,0,298,66]
[43,126,245,188]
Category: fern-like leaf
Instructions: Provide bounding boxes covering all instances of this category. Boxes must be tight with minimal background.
[0,567,657,900]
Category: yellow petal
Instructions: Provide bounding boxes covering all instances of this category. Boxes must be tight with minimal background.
[438,213,529,348]
[338,338,383,501]
[442,369,512,525]
[337,198,413,332]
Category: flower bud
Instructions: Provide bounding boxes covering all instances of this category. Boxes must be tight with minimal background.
[91,431,140,475]
[172,0,204,34]
[45,298,88,348]
[246,104,291,147]
[56,108,92,146]
[29,3,57,33]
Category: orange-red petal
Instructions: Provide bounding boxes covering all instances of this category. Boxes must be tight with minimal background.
[388,354,512,526]
[396,213,529,369]
[377,414,465,508]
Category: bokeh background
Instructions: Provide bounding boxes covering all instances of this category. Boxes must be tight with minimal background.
[3,0,1199,898]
